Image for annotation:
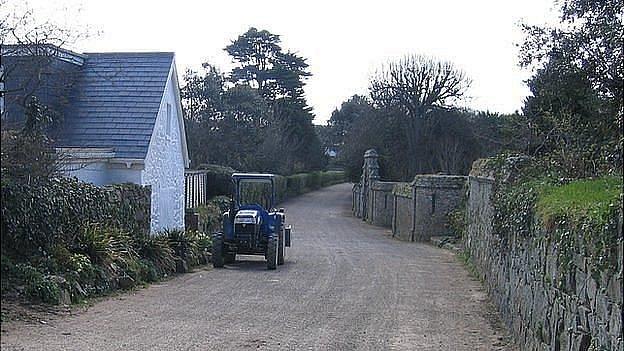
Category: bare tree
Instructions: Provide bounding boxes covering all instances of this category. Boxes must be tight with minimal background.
[0,0,90,127]
[369,54,471,175]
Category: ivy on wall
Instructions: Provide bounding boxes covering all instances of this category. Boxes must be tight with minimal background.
[483,155,623,288]
[1,177,150,258]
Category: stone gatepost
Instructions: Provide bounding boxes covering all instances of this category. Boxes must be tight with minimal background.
[360,149,380,221]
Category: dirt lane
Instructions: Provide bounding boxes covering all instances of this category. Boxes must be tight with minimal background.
[1,183,514,350]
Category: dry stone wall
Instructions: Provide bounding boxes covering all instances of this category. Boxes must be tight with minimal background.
[465,163,623,351]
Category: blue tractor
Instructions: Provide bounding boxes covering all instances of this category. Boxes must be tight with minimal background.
[212,173,291,270]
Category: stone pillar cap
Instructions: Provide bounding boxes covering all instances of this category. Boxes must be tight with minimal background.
[364,149,378,158]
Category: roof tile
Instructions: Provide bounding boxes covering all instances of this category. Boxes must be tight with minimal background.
[56,52,173,159]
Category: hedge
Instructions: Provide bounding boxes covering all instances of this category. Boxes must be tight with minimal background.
[1,177,150,258]
[193,166,345,205]
[1,177,213,305]
[197,164,236,198]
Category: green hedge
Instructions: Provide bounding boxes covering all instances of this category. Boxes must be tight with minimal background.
[194,166,345,204]
[0,177,164,305]
[235,171,345,205]
[197,164,236,198]
[1,177,150,258]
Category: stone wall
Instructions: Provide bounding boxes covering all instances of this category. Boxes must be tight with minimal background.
[465,165,623,351]
[392,187,413,241]
[352,149,466,242]
[370,181,397,227]
[352,150,623,349]
[352,183,363,218]
[412,175,466,241]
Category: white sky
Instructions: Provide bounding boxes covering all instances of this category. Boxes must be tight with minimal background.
[13,0,559,124]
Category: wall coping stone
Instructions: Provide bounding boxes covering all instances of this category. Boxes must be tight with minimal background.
[392,182,413,198]
[364,149,379,158]
[468,175,495,184]
[371,181,399,191]
[412,175,467,189]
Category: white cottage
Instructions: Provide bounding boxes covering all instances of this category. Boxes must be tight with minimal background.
[51,52,190,232]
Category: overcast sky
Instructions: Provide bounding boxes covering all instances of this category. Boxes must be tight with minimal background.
[17,0,559,124]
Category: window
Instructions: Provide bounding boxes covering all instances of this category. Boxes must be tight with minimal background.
[166,103,172,136]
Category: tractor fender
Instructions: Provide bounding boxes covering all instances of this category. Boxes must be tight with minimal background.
[284,225,292,247]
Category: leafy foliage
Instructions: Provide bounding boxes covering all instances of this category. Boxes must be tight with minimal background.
[166,229,199,266]
[74,224,137,278]
[183,28,324,174]
[135,234,176,276]
[1,97,62,182]
[484,155,623,288]
[520,0,623,175]
[536,176,622,226]
[225,27,311,101]
[335,97,522,181]
[1,177,150,257]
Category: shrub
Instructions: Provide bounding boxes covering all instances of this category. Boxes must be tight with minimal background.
[0,177,150,258]
[195,231,212,265]
[1,255,16,295]
[197,196,229,233]
[307,171,322,190]
[13,264,61,304]
[286,173,307,196]
[62,253,110,300]
[135,234,176,276]
[166,229,199,266]
[74,224,137,279]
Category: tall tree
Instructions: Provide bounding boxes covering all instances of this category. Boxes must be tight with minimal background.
[0,0,90,129]
[181,64,271,170]
[520,0,623,175]
[225,27,311,101]
[328,95,373,146]
[369,54,471,174]
[224,27,321,173]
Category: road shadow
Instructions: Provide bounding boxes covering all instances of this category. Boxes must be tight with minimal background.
[222,255,294,272]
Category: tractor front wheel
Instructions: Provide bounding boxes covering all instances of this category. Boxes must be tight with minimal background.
[266,236,277,270]
[212,233,225,268]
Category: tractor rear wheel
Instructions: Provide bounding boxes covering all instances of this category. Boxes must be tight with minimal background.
[212,233,224,268]
[277,229,285,265]
[266,236,277,270]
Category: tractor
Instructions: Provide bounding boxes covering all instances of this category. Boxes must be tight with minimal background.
[212,173,291,270]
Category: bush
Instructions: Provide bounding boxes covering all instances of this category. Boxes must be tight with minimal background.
[166,229,199,266]
[62,253,110,300]
[197,196,229,233]
[134,234,176,276]
[0,177,150,258]
[74,224,137,277]
[12,263,61,304]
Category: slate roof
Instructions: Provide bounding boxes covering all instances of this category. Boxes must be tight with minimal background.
[57,52,174,159]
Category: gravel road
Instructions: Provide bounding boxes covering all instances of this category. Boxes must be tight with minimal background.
[1,183,514,350]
